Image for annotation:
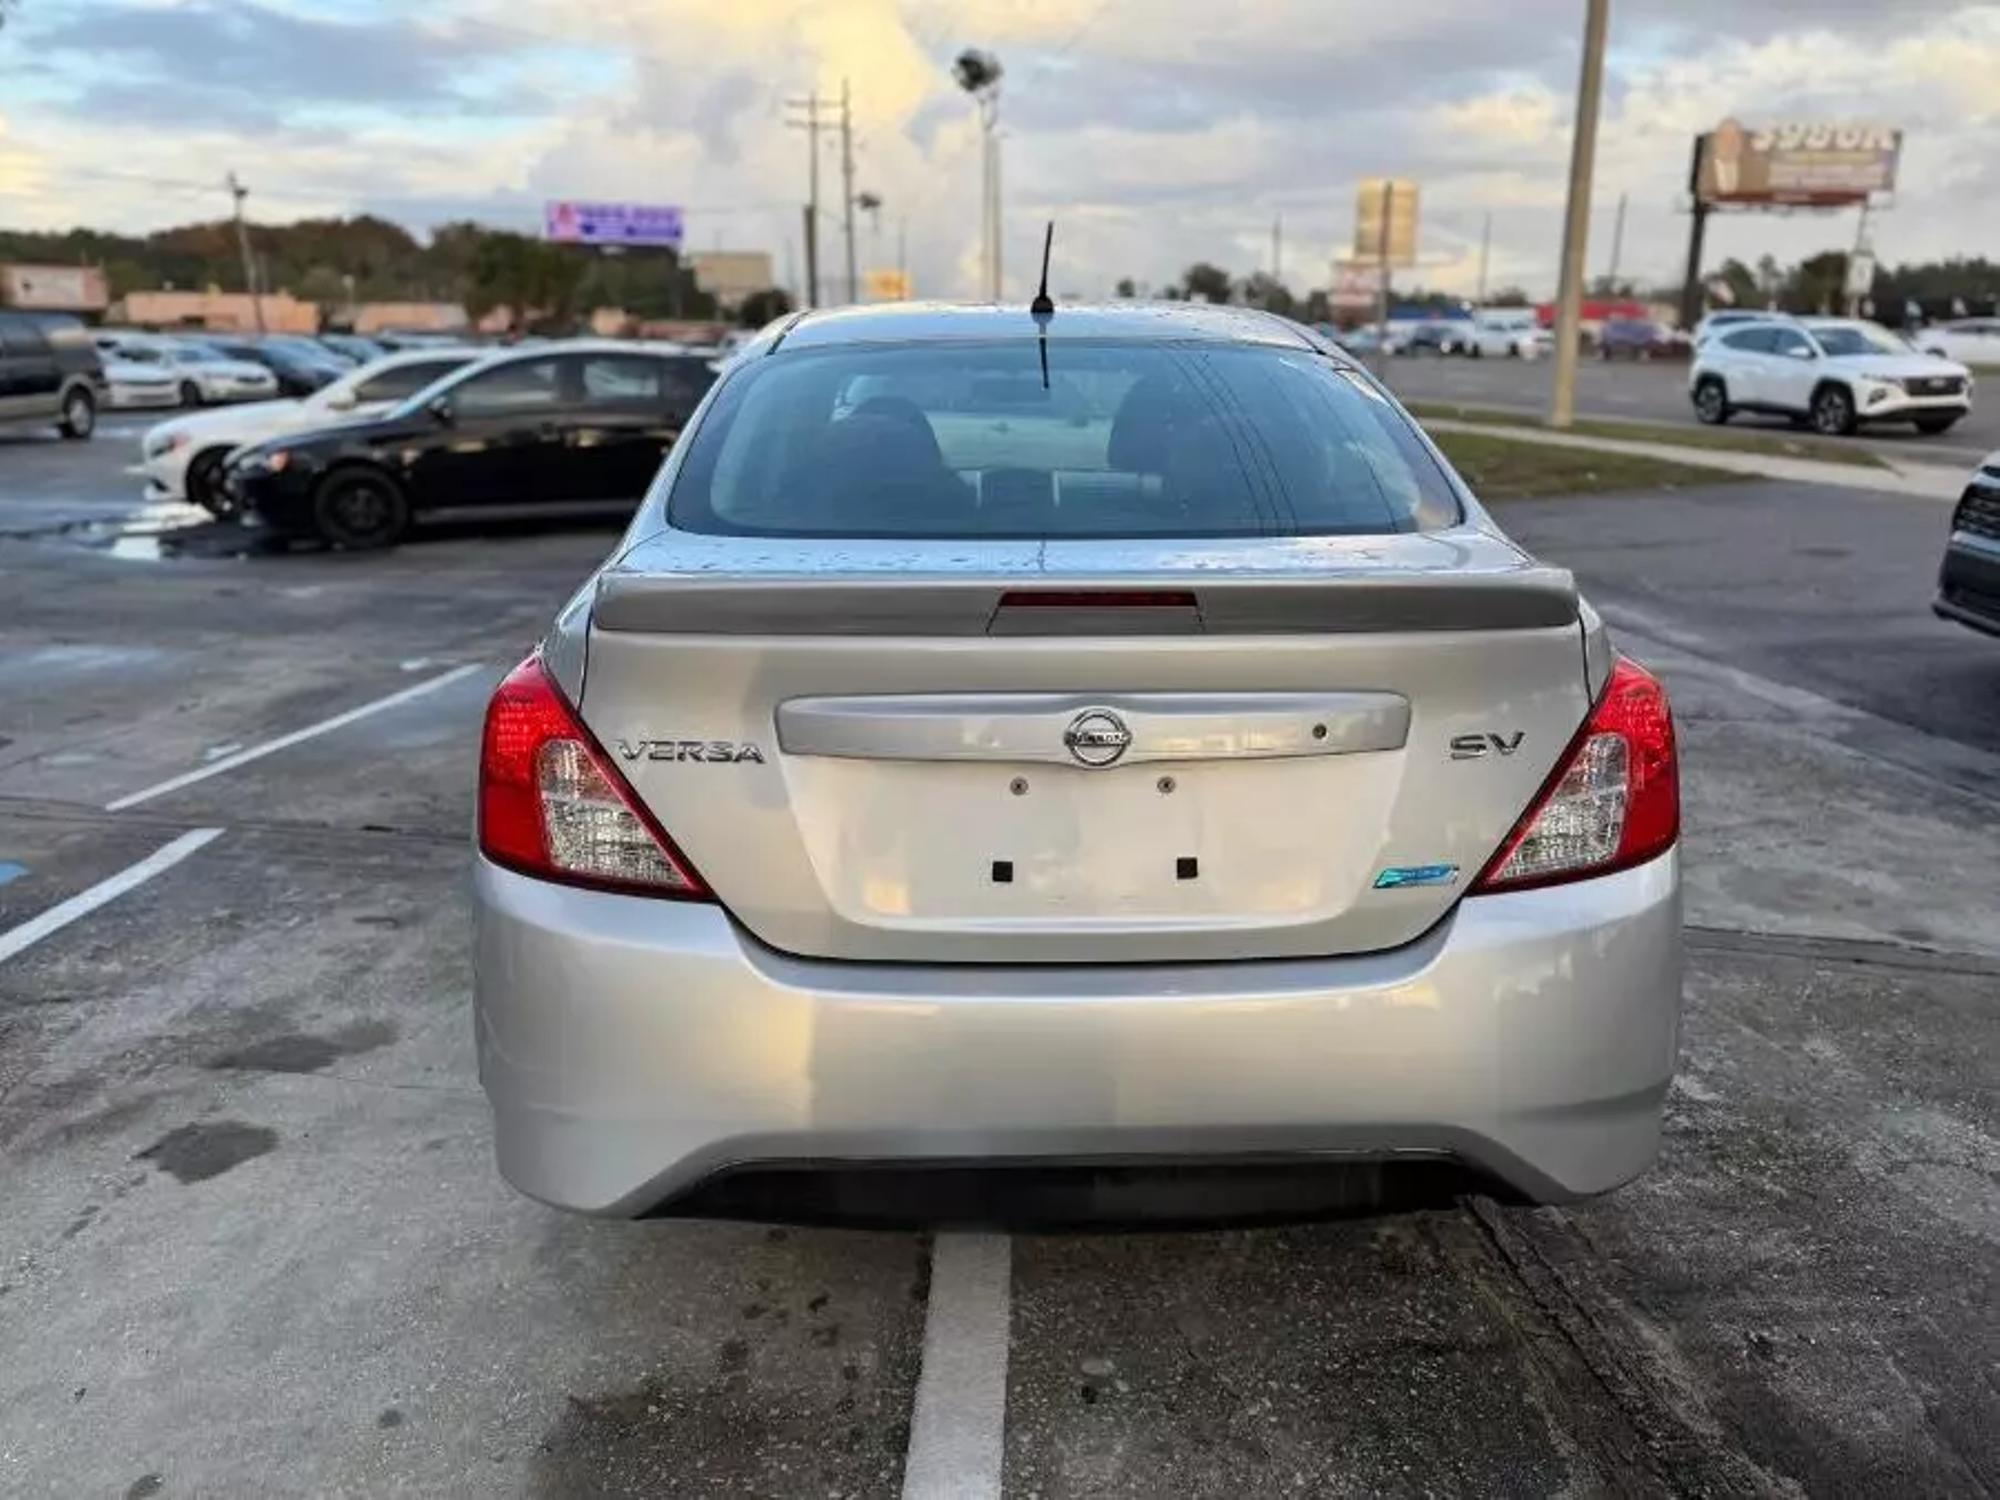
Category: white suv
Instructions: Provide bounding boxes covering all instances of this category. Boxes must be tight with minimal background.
[1689,317,1972,436]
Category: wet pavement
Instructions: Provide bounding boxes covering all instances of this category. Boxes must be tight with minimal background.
[1,436,1996,1496]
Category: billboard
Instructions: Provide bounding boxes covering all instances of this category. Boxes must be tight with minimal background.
[544,200,685,249]
[688,250,775,307]
[1352,180,1418,268]
[1,263,109,313]
[1328,260,1378,311]
[1696,121,1900,207]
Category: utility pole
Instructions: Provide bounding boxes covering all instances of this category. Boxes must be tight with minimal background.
[225,172,266,334]
[1677,135,1711,332]
[1548,0,1609,430]
[953,50,1004,300]
[1374,180,1394,379]
[1605,190,1628,291]
[839,79,858,305]
[1847,198,1874,318]
[783,90,835,307]
[1476,211,1492,304]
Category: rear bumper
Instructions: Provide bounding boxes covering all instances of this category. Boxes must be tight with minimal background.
[473,848,1683,1218]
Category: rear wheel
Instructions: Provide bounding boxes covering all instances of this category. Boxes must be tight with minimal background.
[1914,414,1961,435]
[57,387,96,440]
[185,447,235,517]
[1810,384,1857,436]
[1692,377,1730,425]
[312,467,409,550]
[178,380,203,408]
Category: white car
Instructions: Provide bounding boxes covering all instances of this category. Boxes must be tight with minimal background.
[1688,317,1973,436]
[96,333,278,407]
[97,345,183,410]
[141,347,478,514]
[1915,318,2000,368]
[1468,310,1549,359]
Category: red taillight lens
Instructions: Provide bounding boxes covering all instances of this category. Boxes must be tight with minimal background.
[477,657,711,900]
[1471,656,1678,893]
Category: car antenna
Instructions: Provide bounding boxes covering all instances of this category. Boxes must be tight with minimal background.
[1030,221,1056,318]
[1031,221,1055,388]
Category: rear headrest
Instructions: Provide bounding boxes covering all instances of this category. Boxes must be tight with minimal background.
[1107,373,1206,472]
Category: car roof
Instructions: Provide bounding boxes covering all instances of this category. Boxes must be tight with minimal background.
[774,300,1322,352]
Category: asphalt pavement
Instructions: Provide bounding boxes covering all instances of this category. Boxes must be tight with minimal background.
[1,428,1996,1497]
[1383,352,2000,470]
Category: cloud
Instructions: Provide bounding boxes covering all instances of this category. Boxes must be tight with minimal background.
[0,0,1995,305]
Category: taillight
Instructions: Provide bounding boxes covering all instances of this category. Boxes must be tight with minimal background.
[477,657,711,900]
[1471,656,1677,893]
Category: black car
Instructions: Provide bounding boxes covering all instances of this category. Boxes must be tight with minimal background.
[198,335,349,396]
[1404,320,1471,356]
[1935,461,2000,638]
[224,343,720,548]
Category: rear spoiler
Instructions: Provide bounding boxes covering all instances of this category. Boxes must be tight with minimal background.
[591,568,1579,636]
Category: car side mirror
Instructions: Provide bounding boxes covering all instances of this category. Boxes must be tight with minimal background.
[427,394,455,425]
[1787,346,1816,360]
[324,389,357,411]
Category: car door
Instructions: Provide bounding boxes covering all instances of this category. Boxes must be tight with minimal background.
[1711,327,1771,405]
[0,311,62,418]
[1764,325,1819,412]
[560,353,708,503]
[403,354,570,511]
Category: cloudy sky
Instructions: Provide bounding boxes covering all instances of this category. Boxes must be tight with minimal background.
[2,0,1996,304]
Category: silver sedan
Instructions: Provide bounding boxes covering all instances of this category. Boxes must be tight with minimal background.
[471,302,1682,1221]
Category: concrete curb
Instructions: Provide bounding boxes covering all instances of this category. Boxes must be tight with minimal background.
[1423,418,1966,501]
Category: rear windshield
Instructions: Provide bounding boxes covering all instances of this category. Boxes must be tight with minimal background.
[666,339,1460,538]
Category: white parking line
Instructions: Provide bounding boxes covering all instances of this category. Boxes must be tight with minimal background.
[0,828,223,967]
[902,1232,1013,1500]
[105,662,484,812]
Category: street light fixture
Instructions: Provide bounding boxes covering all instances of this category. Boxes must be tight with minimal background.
[954,48,1003,300]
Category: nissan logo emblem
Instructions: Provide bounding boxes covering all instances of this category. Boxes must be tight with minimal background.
[1063,708,1132,768]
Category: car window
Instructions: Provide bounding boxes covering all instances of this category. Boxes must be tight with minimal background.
[1769,327,1814,357]
[1809,324,1905,357]
[1721,328,1773,353]
[579,355,666,406]
[0,312,52,356]
[352,358,471,403]
[450,356,567,417]
[669,339,1461,540]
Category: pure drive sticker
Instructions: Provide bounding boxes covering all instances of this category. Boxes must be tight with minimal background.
[1373,863,1460,890]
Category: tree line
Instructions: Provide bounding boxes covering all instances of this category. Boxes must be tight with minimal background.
[0,216,795,330]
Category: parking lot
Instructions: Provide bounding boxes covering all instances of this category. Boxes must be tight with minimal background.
[2,424,1998,1497]
[1383,354,2000,471]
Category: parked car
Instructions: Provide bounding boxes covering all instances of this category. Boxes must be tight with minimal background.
[1468,309,1548,359]
[1689,317,1973,435]
[223,340,721,547]
[0,309,103,439]
[97,343,183,411]
[1915,318,2000,367]
[142,347,479,515]
[466,301,1682,1222]
[318,333,387,364]
[1596,319,1677,360]
[195,335,349,397]
[1690,310,1765,346]
[1405,319,1473,356]
[95,333,279,407]
[1935,456,2000,638]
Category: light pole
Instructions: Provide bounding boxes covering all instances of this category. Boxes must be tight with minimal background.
[1549,0,1609,429]
[953,49,1003,300]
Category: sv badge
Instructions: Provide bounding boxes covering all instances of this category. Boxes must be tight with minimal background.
[1450,732,1524,760]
